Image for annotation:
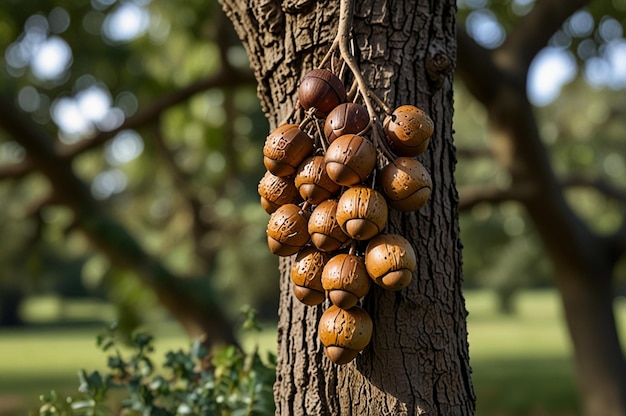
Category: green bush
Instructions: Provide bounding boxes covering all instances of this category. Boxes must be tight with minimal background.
[37,308,276,416]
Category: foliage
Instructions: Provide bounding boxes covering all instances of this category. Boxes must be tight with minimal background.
[36,310,275,416]
[0,0,277,328]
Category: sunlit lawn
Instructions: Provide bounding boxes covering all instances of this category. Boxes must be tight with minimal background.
[1,290,624,415]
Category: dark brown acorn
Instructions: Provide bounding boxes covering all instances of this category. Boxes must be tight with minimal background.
[379,157,432,212]
[258,171,302,214]
[291,247,330,306]
[383,105,434,157]
[318,305,373,365]
[298,69,346,117]
[266,203,311,256]
[336,186,388,241]
[325,134,376,187]
[365,233,416,291]
[294,156,341,205]
[308,199,350,252]
[263,124,314,177]
[321,253,371,309]
[324,103,370,143]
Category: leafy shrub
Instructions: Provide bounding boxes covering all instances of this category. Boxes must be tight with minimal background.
[37,307,276,415]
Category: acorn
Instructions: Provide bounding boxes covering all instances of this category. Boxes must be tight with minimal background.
[266,204,311,256]
[318,305,373,365]
[365,233,416,290]
[258,171,302,214]
[298,69,347,117]
[324,102,370,143]
[308,199,350,252]
[336,186,388,241]
[291,247,330,306]
[324,134,376,187]
[263,124,314,177]
[294,156,341,205]
[321,253,371,309]
[380,157,432,212]
[383,105,433,157]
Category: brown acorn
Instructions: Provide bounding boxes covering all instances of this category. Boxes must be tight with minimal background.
[291,247,330,306]
[266,204,311,256]
[321,253,371,309]
[336,186,388,241]
[298,69,347,117]
[308,199,350,252]
[258,171,302,214]
[383,105,434,157]
[263,124,314,177]
[380,157,432,212]
[324,103,370,143]
[318,305,373,365]
[294,156,341,205]
[324,134,376,187]
[365,233,416,290]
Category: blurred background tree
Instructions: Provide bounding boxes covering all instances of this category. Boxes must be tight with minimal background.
[0,0,625,414]
[0,0,272,344]
[455,1,626,413]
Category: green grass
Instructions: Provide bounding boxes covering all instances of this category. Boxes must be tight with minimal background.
[467,290,580,416]
[1,289,624,415]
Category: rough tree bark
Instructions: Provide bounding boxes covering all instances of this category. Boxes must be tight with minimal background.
[456,1,626,415]
[222,1,474,414]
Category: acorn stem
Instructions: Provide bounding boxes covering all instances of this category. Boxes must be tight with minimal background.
[298,108,317,129]
[372,121,396,161]
[314,118,328,153]
[367,90,393,115]
[346,79,358,101]
[319,39,339,69]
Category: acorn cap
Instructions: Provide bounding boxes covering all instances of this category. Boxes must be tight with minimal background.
[324,103,370,143]
[266,204,311,256]
[308,199,350,252]
[318,305,373,357]
[324,134,376,187]
[295,156,341,205]
[365,233,416,290]
[263,124,314,177]
[291,247,328,291]
[380,157,432,212]
[258,170,301,214]
[336,186,388,241]
[383,105,434,157]
[298,69,347,117]
[321,254,371,309]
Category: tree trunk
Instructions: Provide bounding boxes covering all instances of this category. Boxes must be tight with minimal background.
[489,85,626,416]
[222,1,475,414]
[457,23,626,415]
[0,288,24,327]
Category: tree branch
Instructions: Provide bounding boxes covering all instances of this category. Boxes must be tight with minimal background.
[0,159,33,180]
[0,68,255,181]
[562,174,626,204]
[458,184,531,212]
[456,146,493,159]
[502,0,591,72]
[0,92,238,347]
[58,68,255,159]
[456,27,501,106]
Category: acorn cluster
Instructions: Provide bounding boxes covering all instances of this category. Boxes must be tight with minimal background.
[258,68,433,365]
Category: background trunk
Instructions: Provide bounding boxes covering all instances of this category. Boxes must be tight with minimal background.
[222,0,474,414]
